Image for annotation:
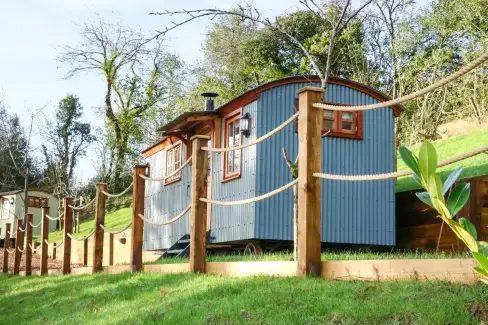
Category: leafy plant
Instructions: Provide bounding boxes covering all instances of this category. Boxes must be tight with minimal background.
[400,141,488,284]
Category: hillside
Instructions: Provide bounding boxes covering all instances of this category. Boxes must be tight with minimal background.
[45,208,132,243]
[396,127,488,192]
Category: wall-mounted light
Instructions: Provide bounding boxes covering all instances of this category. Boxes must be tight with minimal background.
[240,113,251,138]
[9,197,14,205]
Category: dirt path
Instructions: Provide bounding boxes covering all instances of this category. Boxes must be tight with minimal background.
[0,249,83,272]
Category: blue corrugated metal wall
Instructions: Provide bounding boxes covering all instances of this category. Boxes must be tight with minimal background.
[210,101,258,243]
[255,82,396,246]
[144,145,192,250]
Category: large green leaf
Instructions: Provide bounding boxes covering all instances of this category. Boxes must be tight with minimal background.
[418,142,437,183]
[478,241,488,256]
[442,167,463,195]
[428,175,444,210]
[415,192,433,208]
[399,146,421,177]
[444,217,478,252]
[473,266,488,278]
[412,173,422,186]
[446,183,470,217]
[472,252,488,271]
[458,218,477,240]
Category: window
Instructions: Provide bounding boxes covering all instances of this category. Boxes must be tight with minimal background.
[295,99,362,139]
[165,143,182,185]
[1,198,9,220]
[223,113,241,181]
[27,196,48,208]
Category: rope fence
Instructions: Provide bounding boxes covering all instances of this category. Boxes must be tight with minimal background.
[200,179,298,206]
[314,144,488,181]
[69,197,95,211]
[45,214,61,221]
[28,243,41,253]
[313,53,488,112]
[29,221,42,228]
[139,157,191,182]
[99,222,132,234]
[44,240,64,249]
[138,205,191,226]
[18,226,25,233]
[101,182,133,198]
[201,112,298,153]
[16,247,24,253]
[67,230,95,241]
[6,248,15,254]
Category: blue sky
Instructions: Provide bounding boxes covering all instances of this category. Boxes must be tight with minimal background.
[0,0,423,182]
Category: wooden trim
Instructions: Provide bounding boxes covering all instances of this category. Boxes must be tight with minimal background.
[164,141,183,185]
[142,136,180,157]
[222,109,243,182]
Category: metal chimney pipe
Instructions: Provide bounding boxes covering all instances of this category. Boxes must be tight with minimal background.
[201,92,219,111]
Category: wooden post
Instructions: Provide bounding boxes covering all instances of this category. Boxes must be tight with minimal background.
[189,135,210,273]
[109,233,114,266]
[2,223,11,273]
[296,87,323,277]
[13,218,25,275]
[40,206,50,275]
[83,238,88,266]
[92,183,107,273]
[131,165,147,272]
[62,197,73,274]
[25,214,33,276]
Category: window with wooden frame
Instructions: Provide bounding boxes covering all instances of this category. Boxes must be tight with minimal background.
[27,196,48,208]
[295,98,362,139]
[223,112,241,181]
[165,142,182,185]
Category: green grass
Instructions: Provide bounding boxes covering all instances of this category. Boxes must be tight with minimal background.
[150,250,472,265]
[396,127,488,192]
[44,208,132,243]
[0,272,486,325]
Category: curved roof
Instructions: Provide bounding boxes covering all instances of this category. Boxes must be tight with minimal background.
[217,75,403,117]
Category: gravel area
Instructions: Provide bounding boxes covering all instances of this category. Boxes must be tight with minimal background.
[0,248,83,272]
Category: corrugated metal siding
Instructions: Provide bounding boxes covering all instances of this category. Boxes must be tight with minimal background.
[255,82,395,246]
[144,144,192,250]
[210,101,257,243]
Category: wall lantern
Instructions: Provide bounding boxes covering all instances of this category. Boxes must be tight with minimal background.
[240,113,251,137]
[10,197,15,205]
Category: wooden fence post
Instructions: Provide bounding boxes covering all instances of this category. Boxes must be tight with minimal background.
[109,233,114,266]
[25,214,33,276]
[14,218,25,275]
[83,238,88,266]
[93,183,107,273]
[131,165,147,272]
[189,135,210,273]
[297,87,324,277]
[40,206,49,275]
[2,223,11,273]
[63,197,73,274]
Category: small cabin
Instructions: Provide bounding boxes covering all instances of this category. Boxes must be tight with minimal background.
[0,190,59,239]
[142,76,402,251]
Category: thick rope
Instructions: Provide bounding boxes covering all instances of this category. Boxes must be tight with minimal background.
[29,221,42,228]
[139,157,191,182]
[69,197,96,210]
[101,182,133,198]
[67,230,95,241]
[202,112,299,153]
[6,248,15,254]
[6,231,11,236]
[44,240,64,249]
[314,144,488,181]
[16,247,24,253]
[313,53,488,112]
[201,179,298,206]
[138,205,191,226]
[99,222,132,234]
[28,243,41,253]
[18,226,25,233]
[45,214,61,221]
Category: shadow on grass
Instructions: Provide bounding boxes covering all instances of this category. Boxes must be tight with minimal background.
[1,271,487,325]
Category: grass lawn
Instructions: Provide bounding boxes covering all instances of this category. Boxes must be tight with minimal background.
[43,208,132,243]
[150,250,472,264]
[0,272,487,325]
[396,127,488,192]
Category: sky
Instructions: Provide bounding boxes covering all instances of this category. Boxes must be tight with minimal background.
[0,0,303,182]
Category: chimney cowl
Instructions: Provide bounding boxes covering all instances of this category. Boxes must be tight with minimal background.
[201,92,219,111]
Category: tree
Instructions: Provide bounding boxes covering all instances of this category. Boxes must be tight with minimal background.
[41,94,94,191]
[59,16,185,190]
